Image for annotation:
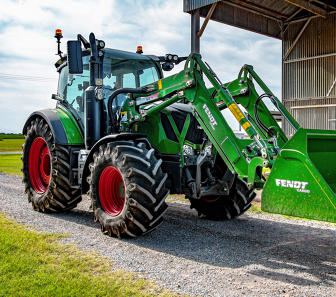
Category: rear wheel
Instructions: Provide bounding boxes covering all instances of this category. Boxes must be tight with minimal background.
[88,140,169,238]
[188,178,256,220]
[22,117,82,212]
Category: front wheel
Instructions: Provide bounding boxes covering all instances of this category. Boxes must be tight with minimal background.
[188,178,256,220]
[22,117,82,212]
[88,141,169,238]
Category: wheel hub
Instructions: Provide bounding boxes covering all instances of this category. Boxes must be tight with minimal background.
[28,137,51,194]
[99,166,125,216]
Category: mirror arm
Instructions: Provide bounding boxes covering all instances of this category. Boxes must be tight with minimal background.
[51,94,67,103]
[77,34,90,49]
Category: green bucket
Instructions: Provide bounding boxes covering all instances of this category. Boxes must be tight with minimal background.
[262,128,336,223]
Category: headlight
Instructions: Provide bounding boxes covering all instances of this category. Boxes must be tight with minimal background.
[98,40,105,48]
[95,86,105,100]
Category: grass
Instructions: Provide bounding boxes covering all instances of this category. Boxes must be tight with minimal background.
[0,134,24,152]
[248,203,264,214]
[0,154,22,176]
[167,194,188,204]
[0,138,24,152]
[0,213,177,297]
[0,134,24,140]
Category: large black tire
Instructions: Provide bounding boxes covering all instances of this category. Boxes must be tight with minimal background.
[188,178,256,220]
[22,117,82,212]
[88,140,169,238]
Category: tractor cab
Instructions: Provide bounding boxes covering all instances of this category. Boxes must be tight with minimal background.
[56,48,162,129]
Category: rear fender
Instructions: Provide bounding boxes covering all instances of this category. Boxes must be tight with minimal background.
[81,133,148,195]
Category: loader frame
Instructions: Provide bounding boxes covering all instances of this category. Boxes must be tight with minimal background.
[115,53,336,223]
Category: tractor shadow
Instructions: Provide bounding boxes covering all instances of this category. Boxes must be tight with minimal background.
[43,197,98,230]
[148,202,336,287]
[49,199,336,288]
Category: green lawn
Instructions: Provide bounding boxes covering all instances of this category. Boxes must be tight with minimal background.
[0,138,24,152]
[0,134,24,140]
[0,154,22,176]
[0,213,176,297]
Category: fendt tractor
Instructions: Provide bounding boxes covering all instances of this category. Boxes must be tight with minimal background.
[22,30,336,238]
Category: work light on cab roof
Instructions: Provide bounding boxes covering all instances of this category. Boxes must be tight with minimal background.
[55,29,63,37]
[54,29,63,58]
[136,46,143,54]
[98,40,105,49]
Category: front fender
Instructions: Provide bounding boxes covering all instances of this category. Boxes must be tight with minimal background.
[81,133,148,195]
[23,108,83,146]
[23,109,69,145]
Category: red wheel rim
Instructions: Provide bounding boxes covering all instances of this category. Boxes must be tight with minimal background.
[202,164,223,203]
[99,166,125,216]
[28,137,51,194]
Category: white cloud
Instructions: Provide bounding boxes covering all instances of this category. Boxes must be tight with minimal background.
[0,0,282,133]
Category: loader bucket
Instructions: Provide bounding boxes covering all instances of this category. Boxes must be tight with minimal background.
[262,128,336,223]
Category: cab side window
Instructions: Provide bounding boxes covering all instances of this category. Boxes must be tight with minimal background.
[57,56,90,122]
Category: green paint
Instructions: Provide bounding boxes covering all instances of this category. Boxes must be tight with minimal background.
[122,54,275,181]
[118,53,336,222]
[53,107,83,145]
[135,114,181,155]
[262,128,336,223]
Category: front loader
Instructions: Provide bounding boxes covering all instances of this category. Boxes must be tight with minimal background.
[22,31,336,239]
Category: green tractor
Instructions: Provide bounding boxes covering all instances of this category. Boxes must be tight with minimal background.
[22,31,336,238]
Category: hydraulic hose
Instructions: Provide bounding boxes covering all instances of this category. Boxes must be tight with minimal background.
[254,93,275,138]
[107,87,145,133]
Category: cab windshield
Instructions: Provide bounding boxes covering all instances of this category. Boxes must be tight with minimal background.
[57,51,160,125]
[103,57,159,90]
[102,54,160,111]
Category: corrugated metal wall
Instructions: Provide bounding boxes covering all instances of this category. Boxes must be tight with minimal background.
[183,0,220,12]
[285,98,336,136]
[283,13,336,135]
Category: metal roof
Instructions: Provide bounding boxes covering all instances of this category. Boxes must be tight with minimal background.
[184,0,336,39]
[184,0,221,12]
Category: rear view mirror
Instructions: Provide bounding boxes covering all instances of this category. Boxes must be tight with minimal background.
[67,40,83,74]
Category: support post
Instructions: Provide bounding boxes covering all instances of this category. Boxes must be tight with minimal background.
[281,21,286,133]
[191,9,200,54]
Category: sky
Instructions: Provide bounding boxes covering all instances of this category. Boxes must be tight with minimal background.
[0,0,282,133]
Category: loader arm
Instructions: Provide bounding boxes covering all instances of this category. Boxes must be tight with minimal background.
[116,53,336,223]
[217,64,300,148]
[120,53,283,189]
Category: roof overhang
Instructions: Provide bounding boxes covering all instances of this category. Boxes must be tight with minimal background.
[184,0,336,39]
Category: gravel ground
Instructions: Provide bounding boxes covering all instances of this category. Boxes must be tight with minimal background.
[1,172,335,297]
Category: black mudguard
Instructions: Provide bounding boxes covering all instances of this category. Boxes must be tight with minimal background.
[22,109,68,145]
[81,133,148,195]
